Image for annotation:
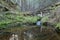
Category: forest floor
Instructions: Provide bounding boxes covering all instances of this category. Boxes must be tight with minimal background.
[0,26,60,40]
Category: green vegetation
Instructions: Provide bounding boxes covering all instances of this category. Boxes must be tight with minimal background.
[0,12,41,28]
[0,0,60,30]
[41,16,49,22]
[56,23,60,29]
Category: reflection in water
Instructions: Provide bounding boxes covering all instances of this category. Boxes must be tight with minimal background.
[9,34,18,40]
